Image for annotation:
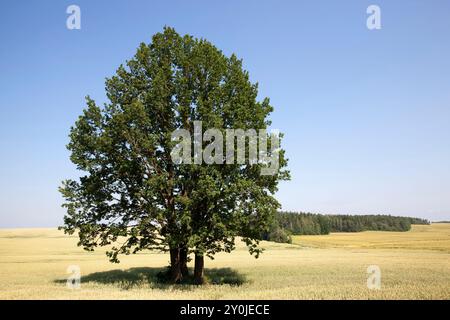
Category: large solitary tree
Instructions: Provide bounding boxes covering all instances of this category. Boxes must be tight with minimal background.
[60,27,289,284]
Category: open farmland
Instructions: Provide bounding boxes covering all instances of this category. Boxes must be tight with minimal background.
[0,224,449,299]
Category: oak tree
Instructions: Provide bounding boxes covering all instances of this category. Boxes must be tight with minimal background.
[60,27,289,284]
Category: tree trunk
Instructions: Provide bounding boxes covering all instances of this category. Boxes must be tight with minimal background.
[180,247,189,277]
[194,254,204,285]
[169,248,182,283]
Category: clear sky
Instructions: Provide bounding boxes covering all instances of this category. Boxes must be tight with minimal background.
[1,0,449,227]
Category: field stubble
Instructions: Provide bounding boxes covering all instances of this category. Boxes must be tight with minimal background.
[0,224,449,299]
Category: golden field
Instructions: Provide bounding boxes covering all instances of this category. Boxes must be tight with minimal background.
[291,223,450,252]
[0,224,449,299]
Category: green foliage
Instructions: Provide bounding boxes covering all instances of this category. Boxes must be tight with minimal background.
[59,27,289,263]
[273,212,331,236]
[326,214,429,232]
[263,212,430,240]
[409,217,433,225]
[267,227,292,244]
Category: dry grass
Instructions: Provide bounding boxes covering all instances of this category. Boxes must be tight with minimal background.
[292,223,450,252]
[0,224,449,299]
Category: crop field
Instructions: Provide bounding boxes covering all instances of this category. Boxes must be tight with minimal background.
[0,224,449,299]
[292,223,450,251]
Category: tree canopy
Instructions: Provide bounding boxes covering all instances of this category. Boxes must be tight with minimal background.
[263,212,430,243]
[60,27,289,283]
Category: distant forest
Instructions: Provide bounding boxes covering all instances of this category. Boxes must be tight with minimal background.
[262,211,430,243]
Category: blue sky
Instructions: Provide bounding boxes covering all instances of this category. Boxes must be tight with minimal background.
[1,0,449,227]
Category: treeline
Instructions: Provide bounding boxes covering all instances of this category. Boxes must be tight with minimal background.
[262,212,430,243]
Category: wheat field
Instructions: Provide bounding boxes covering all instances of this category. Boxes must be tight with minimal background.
[0,224,449,299]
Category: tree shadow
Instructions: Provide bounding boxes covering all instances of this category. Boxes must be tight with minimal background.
[54,267,246,290]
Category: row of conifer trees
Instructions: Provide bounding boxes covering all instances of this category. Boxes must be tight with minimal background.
[262,212,430,243]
